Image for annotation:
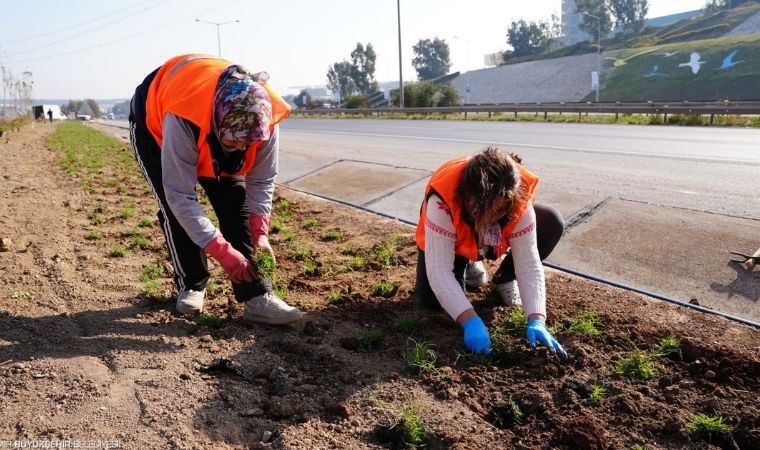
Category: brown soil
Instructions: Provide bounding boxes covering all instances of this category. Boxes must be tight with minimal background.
[0,123,758,450]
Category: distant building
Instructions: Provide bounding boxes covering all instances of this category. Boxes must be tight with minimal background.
[561,0,591,45]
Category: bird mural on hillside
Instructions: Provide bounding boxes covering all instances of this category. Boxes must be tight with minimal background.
[603,50,654,67]
[659,51,679,58]
[644,64,668,78]
[717,50,744,70]
[678,52,705,75]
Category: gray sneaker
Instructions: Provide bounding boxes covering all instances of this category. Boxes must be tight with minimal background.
[465,261,488,289]
[243,291,304,325]
[176,289,206,315]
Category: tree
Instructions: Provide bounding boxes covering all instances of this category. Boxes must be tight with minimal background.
[327,61,357,101]
[412,37,452,81]
[85,99,101,118]
[609,0,649,32]
[294,90,312,109]
[575,0,613,40]
[506,16,560,58]
[61,100,82,117]
[350,43,377,94]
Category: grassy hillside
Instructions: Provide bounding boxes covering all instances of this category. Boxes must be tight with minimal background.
[505,4,760,66]
[593,35,760,101]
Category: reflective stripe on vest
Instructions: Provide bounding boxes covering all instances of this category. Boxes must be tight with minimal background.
[145,54,291,178]
[415,157,539,261]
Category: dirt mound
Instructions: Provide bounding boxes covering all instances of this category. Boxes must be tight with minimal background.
[0,122,758,449]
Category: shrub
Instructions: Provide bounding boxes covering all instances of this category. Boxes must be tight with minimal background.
[343,94,370,109]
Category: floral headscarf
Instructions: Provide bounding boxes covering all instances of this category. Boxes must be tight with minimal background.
[212,66,272,147]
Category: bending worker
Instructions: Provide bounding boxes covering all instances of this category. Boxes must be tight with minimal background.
[415,147,567,358]
[129,54,302,324]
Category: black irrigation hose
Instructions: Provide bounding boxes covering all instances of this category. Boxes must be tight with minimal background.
[279,183,760,329]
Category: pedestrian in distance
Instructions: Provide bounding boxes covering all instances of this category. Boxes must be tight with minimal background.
[415,147,567,359]
[47,108,53,123]
[129,54,303,324]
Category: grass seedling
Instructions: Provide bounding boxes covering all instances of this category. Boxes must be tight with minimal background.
[131,235,151,250]
[274,197,290,211]
[327,290,346,304]
[137,217,153,228]
[630,445,650,450]
[393,316,418,334]
[11,291,34,299]
[687,413,732,436]
[563,309,603,336]
[142,280,161,298]
[139,264,163,282]
[196,314,224,329]
[278,229,296,242]
[340,245,362,256]
[303,260,319,276]
[270,218,284,233]
[654,334,681,357]
[347,256,366,270]
[371,240,396,266]
[498,307,528,336]
[84,230,102,241]
[320,228,343,241]
[291,244,313,260]
[399,404,426,448]
[119,202,135,220]
[109,245,127,257]
[358,329,383,350]
[252,252,276,280]
[614,348,658,380]
[302,218,320,229]
[371,281,396,297]
[90,213,106,225]
[489,397,524,428]
[509,398,524,425]
[404,338,437,374]
[587,384,606,406]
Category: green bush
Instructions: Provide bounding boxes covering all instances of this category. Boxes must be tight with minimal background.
[399,82,459,107]
[343,94,370,109]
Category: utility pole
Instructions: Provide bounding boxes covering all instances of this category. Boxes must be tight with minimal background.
[396,0,404,108]
[584,11,602,103]
[195,19,240,58]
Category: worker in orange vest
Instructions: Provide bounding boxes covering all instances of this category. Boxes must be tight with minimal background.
[416,147,566,358]
[128,54,302,324]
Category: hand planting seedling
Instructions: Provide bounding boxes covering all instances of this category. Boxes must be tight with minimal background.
[252,251,277,281]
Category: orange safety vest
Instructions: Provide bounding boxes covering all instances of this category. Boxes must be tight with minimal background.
[415,156,539,261]
[145,54,291,178]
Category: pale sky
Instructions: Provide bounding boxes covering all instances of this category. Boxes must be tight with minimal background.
[0,0,706,100]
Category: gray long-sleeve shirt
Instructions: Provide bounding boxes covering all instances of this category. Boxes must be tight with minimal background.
[161,112,279,248]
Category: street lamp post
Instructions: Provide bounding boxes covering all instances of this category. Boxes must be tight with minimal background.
[453,35,470,104]
[396,0,404,108]
[583,11,602,103]
[195,19,240,58]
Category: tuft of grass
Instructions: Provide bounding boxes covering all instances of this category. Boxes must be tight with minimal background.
[139,264,163,282]
[84,230,102,241]
[340,245,362,256]
[274,197,290,211]
[137,217,153,228]
[654,334,681,357]
[327,290,346,304]
[404,338,437,374]
[490,398,524,428]
[498,307,528,336]
[320,228,343,241]
[279,229,296,242]
[131,235,151,250]
[630,445,650,450]
[90,213,106,225]
[302,260,319,276]
[371,281,396,297]
[196,314,224,329]
[252,251,276,280]
[302,218,320,229]
[119,202,135,220]
[399,404,426,448]
[291,244,313,260]
[563,309,603,336]
[347,256,366,270]
[11,291,35,299]
[141,280,162,298]
[358,329,383,350]
[371,240,396,266]
[614,348,658,380]
[587,384,606,406]
[270,219,284,233]
[393,316,418,334]
[109,245,127,257]
[687,413,732,436]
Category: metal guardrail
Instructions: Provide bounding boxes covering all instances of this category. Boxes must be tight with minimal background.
[290,101,760,119]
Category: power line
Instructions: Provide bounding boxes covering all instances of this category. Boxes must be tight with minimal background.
[4,0,169,58]
[2,0,156,44]
[6,0,243,64]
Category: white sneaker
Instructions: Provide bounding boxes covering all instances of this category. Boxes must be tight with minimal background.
[465,261,489,289]
[176,289,206,314]
[494,280,521,307]
[243,291,304,325]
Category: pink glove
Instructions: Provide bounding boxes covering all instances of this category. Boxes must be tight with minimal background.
[204,233,256,283]
[249,213,274,257]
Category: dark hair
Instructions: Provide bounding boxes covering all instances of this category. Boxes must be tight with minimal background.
[457,147,523,225]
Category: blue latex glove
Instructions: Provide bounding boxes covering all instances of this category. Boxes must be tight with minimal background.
[462,316,492,355]
[526,319,568,361]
